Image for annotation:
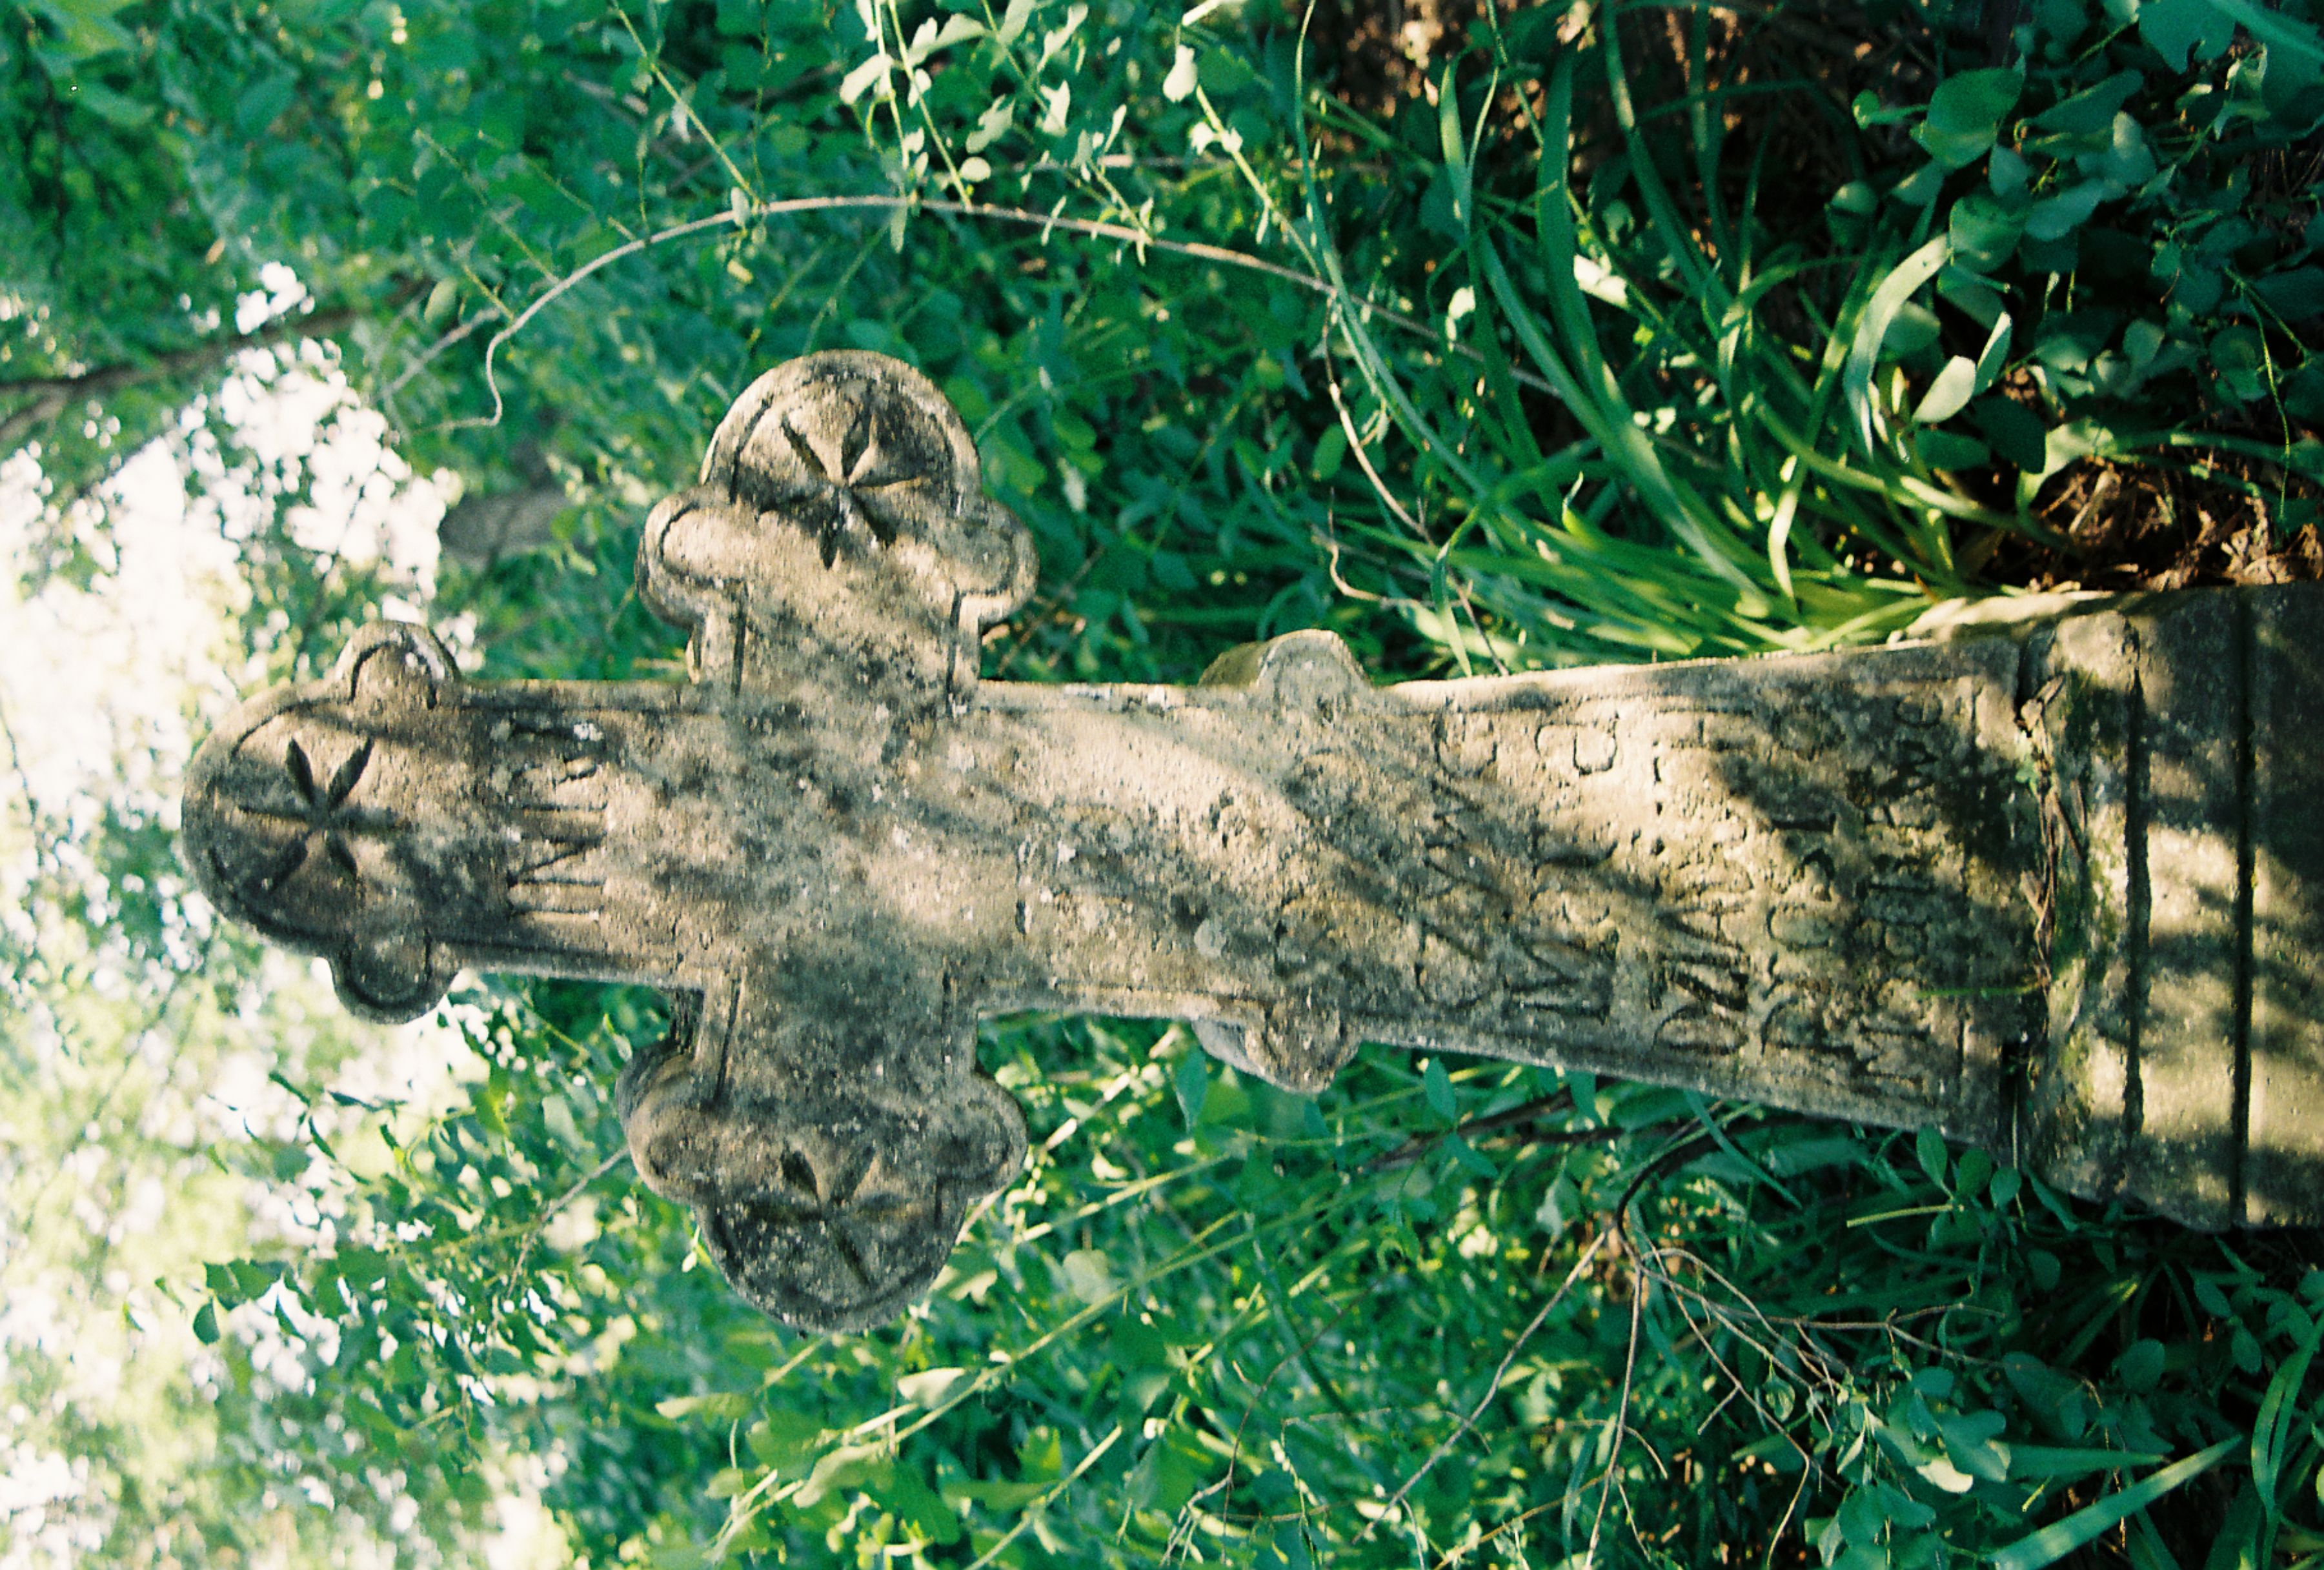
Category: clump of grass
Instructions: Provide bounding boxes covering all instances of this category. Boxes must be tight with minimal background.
[1220,0,2324,672]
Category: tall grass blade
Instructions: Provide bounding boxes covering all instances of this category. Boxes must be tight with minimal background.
[1845,237,1950,456]
[1987,1438,2238,1570]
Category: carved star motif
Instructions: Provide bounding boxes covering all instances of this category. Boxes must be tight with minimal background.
[242,738,379,892]
[770,396,939,567]
[750,1143,927,1291]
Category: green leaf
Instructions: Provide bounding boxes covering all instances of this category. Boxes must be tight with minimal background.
[1175,1049,1210,1126]
[1060,1249,1115,1304]
[2210,325,2268,402]
[1831,179,1879,216]
[2203,1484,2264,1570]
[423,279,458,326]
[2043,416,2129,479]
[896,1367,968,1407]
[1917,430,1992,468]
[1914,68,2024,168]
[1937,1408,2012,1482]
[2035,310,2119,374]
[2025,181,2113,241]
[2034,0,2091,44]
[2123,319,2167,370]
[1437,66,1472,234]
[1977,312,2015,385]
[1989,1438,2238,1570]
[876,1466,962,1548]
[1992,145,2032,198]
[1916,1452,1976,1491]
[2139,0,2237,70]
[2207,0,2324,70]
[1886,301,1943,359]
[993,0,1036,46]
[1018,1427,1064,1481]
[1915,1125,1950,1188]
[1423,1058,1456,1122]
[34,0,136,59]
[2115,1338,2167,1392]
[1974,396,2050,472]
[1951,192,2026,271]
[2095,114,2157,186]
[1955,1147,1996,1196]
[1421,167,1466,240]
[1111,1314,1171,1373]
[1915,357,1981,426]
[192,1301,219,1343]
[2032,70,2146,136]
[1890,161,1946,207]
[1852,90,1921,127]
[1310,424,1346,481]
[1447,1134,1497,1178]
[65,80,152,126]
[745,1411,825,1469]
[2252,267,2324,321]
[235,72,298,137]
[658,1391,751,1422]
[1940,265,2011,328]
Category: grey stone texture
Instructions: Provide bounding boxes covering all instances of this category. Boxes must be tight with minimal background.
[184,351,2324,1331]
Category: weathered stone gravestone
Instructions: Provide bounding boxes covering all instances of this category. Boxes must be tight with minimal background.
[185,351,2324,1331]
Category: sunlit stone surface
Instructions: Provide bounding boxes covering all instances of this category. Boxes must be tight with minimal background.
[184,351,2324,1330]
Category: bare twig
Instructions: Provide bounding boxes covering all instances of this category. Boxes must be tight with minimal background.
[378,310,497,407]
[1589,1246,1648,1561]
[1371,1112,1693,1176]
[446,193,1553,433]
[1322,347,1428,540]
[1362,1225,1613,1540]
[1582,1126,1725,1556]
[507,1147,631,1286]
[0,391,66,457]
[1,307,363,453]
[1215,1291,1358,1522]
[0,690,52,883]
[1360,1088,1574,1172]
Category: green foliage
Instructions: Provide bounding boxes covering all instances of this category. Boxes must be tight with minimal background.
[1837,0,2324,516]
[193,989,2324,1567]
[7,0,2324,1564]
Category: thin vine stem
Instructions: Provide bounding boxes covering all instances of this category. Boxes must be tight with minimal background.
[434,191,1551,433]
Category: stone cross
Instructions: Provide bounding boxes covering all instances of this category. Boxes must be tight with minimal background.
[185,351,2324,1332]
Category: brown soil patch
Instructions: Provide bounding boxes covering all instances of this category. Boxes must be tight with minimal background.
[1990,454,2324,590]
